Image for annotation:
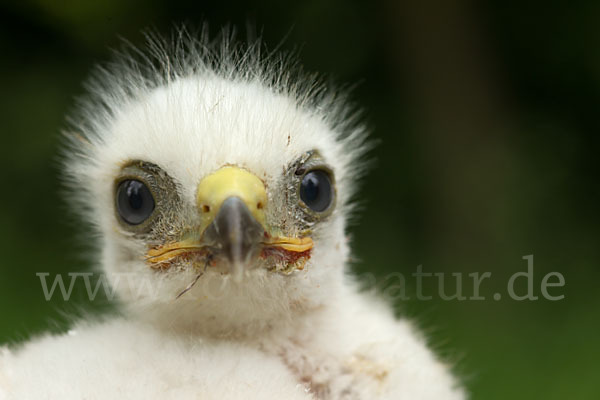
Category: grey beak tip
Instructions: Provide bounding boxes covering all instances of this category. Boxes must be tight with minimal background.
[204,196,264,266]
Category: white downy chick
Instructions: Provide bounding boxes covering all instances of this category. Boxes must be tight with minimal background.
[0,29,465,400]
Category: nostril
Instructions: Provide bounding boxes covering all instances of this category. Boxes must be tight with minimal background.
[202,205,210,213]
[257,202,263,210]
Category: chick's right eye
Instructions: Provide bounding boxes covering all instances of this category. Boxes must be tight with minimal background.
[116,180,155,225]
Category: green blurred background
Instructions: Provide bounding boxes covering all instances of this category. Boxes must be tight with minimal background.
[0,0,598,398]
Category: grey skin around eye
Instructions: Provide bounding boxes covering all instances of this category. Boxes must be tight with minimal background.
[284,150,337,229]
[114,161,181,237]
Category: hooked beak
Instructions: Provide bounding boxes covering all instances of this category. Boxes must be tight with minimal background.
[146,166,313,275]
[196,166,268,278]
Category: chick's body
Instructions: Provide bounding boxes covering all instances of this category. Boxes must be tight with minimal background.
[0,319,313,400]
[0,32,465,400]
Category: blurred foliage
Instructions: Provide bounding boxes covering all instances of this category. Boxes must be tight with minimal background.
[0,0,598,398]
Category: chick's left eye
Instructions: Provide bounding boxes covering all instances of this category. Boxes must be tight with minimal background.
[116,179,155,225]
[300,170,334,212]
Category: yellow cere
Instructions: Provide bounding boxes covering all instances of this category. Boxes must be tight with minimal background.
[196,166,268,232]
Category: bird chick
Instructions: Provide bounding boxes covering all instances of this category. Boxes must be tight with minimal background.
[0,29,465,399]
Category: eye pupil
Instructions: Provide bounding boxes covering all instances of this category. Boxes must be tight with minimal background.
[300,170,333,212]
[127,184,144,210]
[303,175,320,202]
[117,180,155,225]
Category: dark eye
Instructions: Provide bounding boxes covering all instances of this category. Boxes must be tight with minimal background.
[116,180,155,225]
[299,170,334,212]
